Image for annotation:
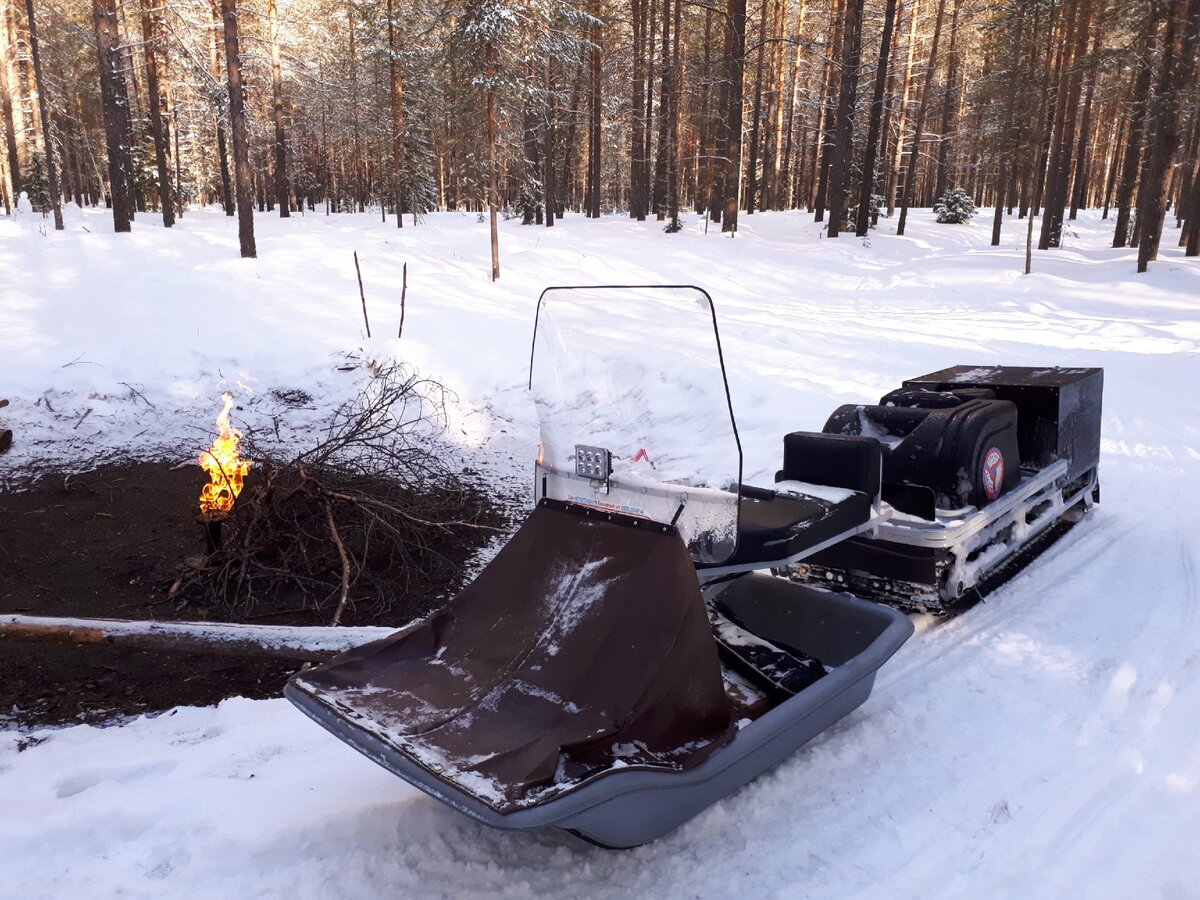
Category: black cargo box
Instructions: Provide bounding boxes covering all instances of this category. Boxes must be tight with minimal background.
[903,366,1103,481]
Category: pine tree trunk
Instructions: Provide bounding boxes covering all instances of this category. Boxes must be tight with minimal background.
[826,0,864,238]
[666,0,682,230]
[876,0,904,215]
[22,0,60,227]
[856,0,898,236]
[587,14,602,218]
[652,0,670,219]
[348,2,364,213]
[544,57,556,227]
[115,7,136,219]
[1030,4,1064,218]
[1179,118,1200,253]
[522,73,542,225]
[1175,117,1199,239]
[991,11,1026,247]
[219,0,255,258]
[887,0,920,217]
[896,0,947,235]
[387,0,405,226]
[92,0,131,232]
[695,4,714,214]
[487,42,499,279]
[1137,0,1199,272]
[813,0,845,221]
[1101,114,1124,218]
[14,1,40,154]
[1184,160,1200,255]
[721,0,746,233]
[139,0,173,227]
[560,59,584,215]
[708,0,729,222]
[762,0,785,209]
[265,0,289,219]
[777,0,808,210]
[1069,24,1101,220]
[644,0,657,219]
[931,0,960,205]
[209,0,234,217]
[1038,0,1092,250]
[1113,52,1156,246]
[4,1,29,174]
[745,0,768,215]
[0,2,21,206]
[73,89,94,207]
[630,0,645,218]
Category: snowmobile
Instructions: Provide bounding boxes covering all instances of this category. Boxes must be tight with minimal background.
[285,286,1100,849]
[778,365,1103,613]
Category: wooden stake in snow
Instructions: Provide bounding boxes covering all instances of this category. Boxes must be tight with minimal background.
[354,251,371,338]
[397,262,407,340]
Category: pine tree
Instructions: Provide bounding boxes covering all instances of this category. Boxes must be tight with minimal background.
[934,185,976,222]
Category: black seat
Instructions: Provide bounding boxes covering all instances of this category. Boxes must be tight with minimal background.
[695,431,880,572]
[698,487,872,570]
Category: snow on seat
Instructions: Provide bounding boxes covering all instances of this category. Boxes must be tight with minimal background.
[698,481,873,571]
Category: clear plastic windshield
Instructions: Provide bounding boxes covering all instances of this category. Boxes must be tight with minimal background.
[529,286,742,565]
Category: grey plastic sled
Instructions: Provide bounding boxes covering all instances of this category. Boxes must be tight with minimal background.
[287,573,911,849]
[286,286,914,849]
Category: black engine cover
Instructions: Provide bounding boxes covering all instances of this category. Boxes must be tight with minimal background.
[824,396,1021,516]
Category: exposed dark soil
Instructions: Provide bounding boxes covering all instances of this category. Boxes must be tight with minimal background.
[0,461,508,729]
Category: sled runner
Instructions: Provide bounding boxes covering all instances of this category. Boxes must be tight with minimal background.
[286,286,913,847]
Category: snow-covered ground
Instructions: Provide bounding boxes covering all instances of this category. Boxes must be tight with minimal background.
[2,205,1199,898]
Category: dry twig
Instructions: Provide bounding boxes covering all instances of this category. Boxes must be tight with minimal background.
[324,500,352,626]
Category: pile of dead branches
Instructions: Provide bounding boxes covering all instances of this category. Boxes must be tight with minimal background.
[172,362,504,623]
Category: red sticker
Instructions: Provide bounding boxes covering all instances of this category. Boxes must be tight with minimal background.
[982,447,1005,500]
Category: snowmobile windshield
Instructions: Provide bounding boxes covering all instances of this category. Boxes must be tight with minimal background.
[529,285,742,565]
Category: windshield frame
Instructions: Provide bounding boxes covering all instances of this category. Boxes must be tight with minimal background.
[527,284,744,564]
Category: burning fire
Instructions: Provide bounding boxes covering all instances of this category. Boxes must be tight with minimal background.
[199,391,252,520]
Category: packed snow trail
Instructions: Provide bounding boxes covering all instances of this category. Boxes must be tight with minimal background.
[2,207,1198,898]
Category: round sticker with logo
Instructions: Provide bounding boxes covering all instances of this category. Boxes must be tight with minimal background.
[982,446,1005,500]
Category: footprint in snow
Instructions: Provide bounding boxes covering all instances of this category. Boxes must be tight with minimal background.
[55,760,176,798]
[989,800,1012,825]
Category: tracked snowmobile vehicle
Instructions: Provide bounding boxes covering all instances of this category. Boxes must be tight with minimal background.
[779,366,1103,613]
[286,286,1100,848]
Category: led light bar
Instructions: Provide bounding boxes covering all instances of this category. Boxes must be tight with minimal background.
[574,444,612,482]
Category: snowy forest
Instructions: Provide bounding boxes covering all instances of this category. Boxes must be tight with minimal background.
[1,0,1198,272]
[5,0,1200,893]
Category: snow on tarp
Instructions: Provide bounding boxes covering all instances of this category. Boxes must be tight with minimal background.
[290,502,734,812]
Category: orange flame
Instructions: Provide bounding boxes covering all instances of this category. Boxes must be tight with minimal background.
[199,391,252,520]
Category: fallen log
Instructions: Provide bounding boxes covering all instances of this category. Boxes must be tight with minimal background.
[1,398,10,454]
[0,614,395,662]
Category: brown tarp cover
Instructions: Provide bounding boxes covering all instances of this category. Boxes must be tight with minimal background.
[293,503,735,812]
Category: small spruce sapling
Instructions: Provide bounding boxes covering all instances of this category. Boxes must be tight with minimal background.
[934,187,977,224]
